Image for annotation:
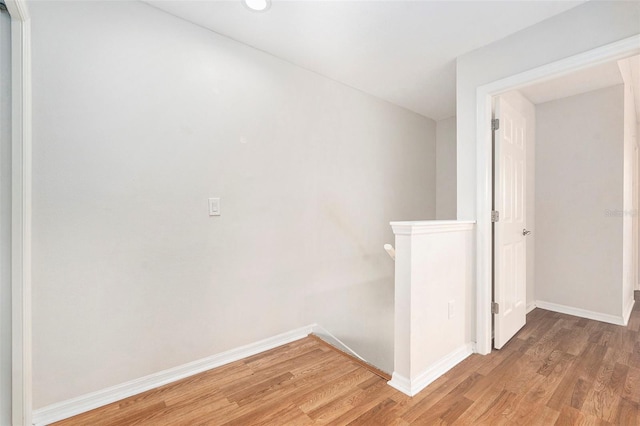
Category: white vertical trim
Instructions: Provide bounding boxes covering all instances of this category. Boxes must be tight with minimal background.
[475,35,640,356]
[476,90,493,355]
[4,1,31,424]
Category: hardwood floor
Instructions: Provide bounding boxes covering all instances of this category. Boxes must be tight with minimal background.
[55,305,640,425]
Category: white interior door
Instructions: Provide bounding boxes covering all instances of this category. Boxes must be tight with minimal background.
[494,97,528,349]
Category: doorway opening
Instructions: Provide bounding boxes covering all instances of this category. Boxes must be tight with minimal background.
[490,55,640,350]
[476,36,640,354]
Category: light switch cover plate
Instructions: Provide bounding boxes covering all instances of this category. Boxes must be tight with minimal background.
[208,198,220,216]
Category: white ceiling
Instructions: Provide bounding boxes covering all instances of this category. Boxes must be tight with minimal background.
[516,54,640,123]
[146,0,585,121]
[518,60,624,105]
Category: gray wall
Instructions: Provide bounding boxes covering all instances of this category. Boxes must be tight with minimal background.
[535,86,624,317]
[436,116,457,219]
[30,1,437,408]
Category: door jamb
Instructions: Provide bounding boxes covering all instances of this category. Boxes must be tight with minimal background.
[4,0,31,424]
[475,35,640,355]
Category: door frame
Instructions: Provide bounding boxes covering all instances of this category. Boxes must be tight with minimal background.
[4,0,32,424]
[475,34,640,355]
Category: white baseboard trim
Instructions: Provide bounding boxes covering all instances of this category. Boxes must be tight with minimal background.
[526,301,537,314]
[387,343,474,397]
[535,300,626,326]
[387,372,413,395]
[623,298,635,326]
[32,324,316,426]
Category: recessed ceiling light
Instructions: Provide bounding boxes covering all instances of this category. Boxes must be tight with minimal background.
[243,0,271,12]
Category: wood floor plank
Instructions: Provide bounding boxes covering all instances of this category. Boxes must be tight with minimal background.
[466,389,520,425]
[554,405,612,426]
[623,329,638,353]
[504,401,560,425]
[503,353,546,395]
[463,351,522,401]
[558,328,591,356]
[474,342,522,376]
[614,397,640,425]
[453,383,508,424]
[387,366,478,420]
[243,338,325,370]
[296,367,375,412]
[223,358,361,419]
[525,319,571,361]
[345,397,397,425]
[219,349,326,395]
[623,365,640,404]
[546,343,607,411]
[128,391,236,426]
[582,359,628,422]
[222,401,312,426]
[323,386,398,425]
[526,352,575,408]
[407,373,483,424]
[537,349,572,377]
[306,377,387,423]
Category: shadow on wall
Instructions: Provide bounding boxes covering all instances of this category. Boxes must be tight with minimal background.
[305,261,395,374]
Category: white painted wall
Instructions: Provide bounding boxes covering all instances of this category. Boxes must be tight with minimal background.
[30,1,437,408]
[457,1,640,220]
[498,91,535,310]
[407,224,474,375]
[436,117,457,219]
[535,86,625,318]
[0,8,11,426]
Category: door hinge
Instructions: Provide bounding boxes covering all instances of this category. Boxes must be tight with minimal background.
[492,118,500,131]
[491,302,499,314]
[491,210,499,222]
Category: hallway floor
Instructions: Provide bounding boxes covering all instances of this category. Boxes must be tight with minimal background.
[55,304,640,425]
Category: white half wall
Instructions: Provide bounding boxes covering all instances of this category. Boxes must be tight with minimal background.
[388,220,474,396]
[30,1,437,408]
[535,86,625,319]
[436,117,457,219]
